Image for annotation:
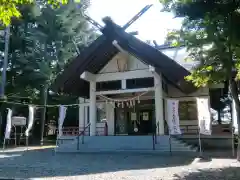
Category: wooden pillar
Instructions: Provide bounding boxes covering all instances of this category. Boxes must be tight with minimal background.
[106,103,115,135]
[79,97,85,129]
[89,81,96,136]
[154,72,164,135]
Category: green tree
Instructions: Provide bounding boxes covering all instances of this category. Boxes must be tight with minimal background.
[160,0,240,160]
[0,1,96,142]
[0,0,82,26]
[0,4,41,98]
[18,1,96,143]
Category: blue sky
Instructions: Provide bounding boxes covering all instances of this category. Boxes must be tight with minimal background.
[88,0,183,44]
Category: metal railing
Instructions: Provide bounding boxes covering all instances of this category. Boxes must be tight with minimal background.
[77,123,91,150]
[152,130,155,150]
[96,122,108,136]
[76,122,108,150]
[180,124,199,134]
[152,121,160,150]
[61,127,79,136]
[55,122,108,151]
[57,124,108,136]
[156,121,160,135]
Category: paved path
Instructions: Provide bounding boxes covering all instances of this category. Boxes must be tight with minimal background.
[0,147,239,179]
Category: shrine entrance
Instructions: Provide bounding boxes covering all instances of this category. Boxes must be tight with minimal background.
[115,100,155,135]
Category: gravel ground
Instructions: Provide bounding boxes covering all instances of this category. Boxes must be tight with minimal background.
[0,147,239,180]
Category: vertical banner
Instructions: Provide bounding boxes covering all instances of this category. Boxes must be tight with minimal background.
[166,99,181,135]
[232,100,239,134]
[4,108,12,139]
[25,106,35,137]
[197,97,212,135]
[58,105,67,137]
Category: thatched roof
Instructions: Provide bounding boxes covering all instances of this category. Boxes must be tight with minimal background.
[52,18,196,97]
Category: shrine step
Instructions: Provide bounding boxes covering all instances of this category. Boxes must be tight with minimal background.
[56,135,197,153]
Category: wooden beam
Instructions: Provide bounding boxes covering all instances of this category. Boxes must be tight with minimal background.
[96,69,153,82]
[80,71,96,81]
[96,87,154,95]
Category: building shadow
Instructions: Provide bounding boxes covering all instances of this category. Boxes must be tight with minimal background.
[0,147,197,179]
[0,147,238,179]
[174,167,240,180]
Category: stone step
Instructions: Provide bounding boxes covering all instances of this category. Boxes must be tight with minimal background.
[56,147,196,153]
[56,135,197,153]
[58,141,192,150]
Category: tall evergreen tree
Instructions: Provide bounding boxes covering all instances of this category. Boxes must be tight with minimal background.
[21,1,96,143]
[0,0,96,143]
[0,0,84,26]
[160,0,240,160]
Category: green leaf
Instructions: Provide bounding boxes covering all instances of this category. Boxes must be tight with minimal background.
[160,0,240,89]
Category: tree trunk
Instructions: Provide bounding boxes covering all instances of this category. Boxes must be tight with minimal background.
[0,26,10,144]
[217,109,222,125]
[0,106,4,143]
[229,78,240,161]
[40,84,48,145]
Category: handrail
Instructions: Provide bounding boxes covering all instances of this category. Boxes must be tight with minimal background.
[180,124,198,134]
[152,132,155,150]
[104,122,108,136]
[155,122,159,144]
[154,122,160,145]
[77,123,91,150]
[152,122,159,150]
[79,123,91,136]
[58,126,107,136]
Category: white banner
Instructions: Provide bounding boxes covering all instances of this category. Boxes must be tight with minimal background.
[197,97,211,135]
[25,106,35,137]
[4,108,12,139]
[232,100,239,134]
[58,105,67,137]
[166,99,181,135]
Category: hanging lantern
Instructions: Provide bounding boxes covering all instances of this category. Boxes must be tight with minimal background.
[126,101,129,107]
